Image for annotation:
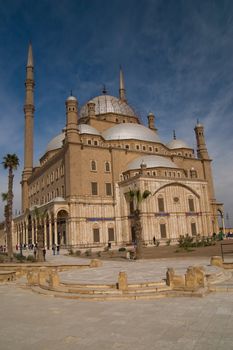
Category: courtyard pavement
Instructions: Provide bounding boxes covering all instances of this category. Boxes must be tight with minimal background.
[0,250,233,350]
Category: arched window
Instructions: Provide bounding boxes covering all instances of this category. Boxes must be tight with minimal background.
[188,196,195,212]
[105,161,111,172]
[91,160,97,171]
[93,228,100,242]
[191,221,197,236]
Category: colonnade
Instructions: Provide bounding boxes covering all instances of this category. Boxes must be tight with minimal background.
[14,209,69,249]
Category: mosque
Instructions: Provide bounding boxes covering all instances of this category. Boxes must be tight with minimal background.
[13,44,223,248]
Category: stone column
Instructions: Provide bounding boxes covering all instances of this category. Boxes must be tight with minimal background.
[43,220,47,248]
[54,219,58,245]
[49,218,52,247]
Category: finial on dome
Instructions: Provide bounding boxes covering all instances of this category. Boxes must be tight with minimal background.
[173,130,176,140]
[102,84,107,94]
[70,90,73,96]
[119,66,127,102]
[27,42,33,67]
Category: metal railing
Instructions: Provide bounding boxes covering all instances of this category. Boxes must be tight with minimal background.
[220,242,233,262]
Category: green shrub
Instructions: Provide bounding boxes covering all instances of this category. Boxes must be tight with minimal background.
[97,251,101,257]
[75,250,81,256]
[13,253,26,262]
[166,239,171,246]
[85,249,92,257]
[68,248,74,255]
[118,247,126,252]
[26,255,36,262]
[178,234,194,250]
[104,246,109,252]
[156,240,160,247]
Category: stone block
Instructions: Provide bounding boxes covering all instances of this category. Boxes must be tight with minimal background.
[166,268,175,286]
[210,256,223,267]
[166,268,185,288]
[39,268,48,286]
[90,259,103,268]
[27,270,39,285]
[193,266,206,287]
[185,267,198,289]
[49,269,60,288]
[117,271,128,290]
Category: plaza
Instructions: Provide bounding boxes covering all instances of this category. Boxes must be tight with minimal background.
[0,250,233,350]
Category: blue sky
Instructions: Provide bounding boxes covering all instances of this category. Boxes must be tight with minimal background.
[0,0,233,227]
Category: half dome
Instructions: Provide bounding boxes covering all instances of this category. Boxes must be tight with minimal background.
[79,95,137,118]
[46,133,65,152]
[102,123,161,143]
[127,155,178,170]
[166,139,190,149]
[45,125,100,152]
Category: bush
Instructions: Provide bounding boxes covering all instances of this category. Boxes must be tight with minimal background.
[85,249,92,257]
[68,248,74,255]
[26,255,36,262]
[104,246,109,252]
[178,235,194,250]
[166,239,171,246]
[13,253,26,262]
[97,251,101,257]
[75,250,81,256]
[118,247,126,252]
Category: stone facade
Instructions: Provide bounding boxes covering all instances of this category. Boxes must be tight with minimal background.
[12,45,223,249]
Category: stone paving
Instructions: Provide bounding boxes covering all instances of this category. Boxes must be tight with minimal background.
[0,250,233,350]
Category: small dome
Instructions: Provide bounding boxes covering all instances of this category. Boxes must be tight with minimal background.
[166,139,190,149]
[66,95,77,101]
[102,123,160,142]
[127,155,178,170]
[80,95,137,118]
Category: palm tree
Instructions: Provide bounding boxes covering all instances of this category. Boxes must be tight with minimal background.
[2,154,19,260]
[128,188,151,259]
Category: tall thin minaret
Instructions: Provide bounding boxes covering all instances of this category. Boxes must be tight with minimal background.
[119,66,127,103]
[194,120,209,159]
[22,43,35,212]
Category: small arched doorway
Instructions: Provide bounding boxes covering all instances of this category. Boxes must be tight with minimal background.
[57,210,68,246]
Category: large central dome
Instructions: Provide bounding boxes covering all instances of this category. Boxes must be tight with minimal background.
[79,95,137,118]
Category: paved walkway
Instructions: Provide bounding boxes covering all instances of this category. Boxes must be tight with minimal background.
[0,251,233,350]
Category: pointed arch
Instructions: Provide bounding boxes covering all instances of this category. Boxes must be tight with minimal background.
[153,182,200,199]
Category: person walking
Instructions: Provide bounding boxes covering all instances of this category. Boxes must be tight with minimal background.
[52,244,56,255]
[57,244,60,255]
[42,247,46,261]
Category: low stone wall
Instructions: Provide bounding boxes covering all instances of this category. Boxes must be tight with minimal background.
[166,266,206,291]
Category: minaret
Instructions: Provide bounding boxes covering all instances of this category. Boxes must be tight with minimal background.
[65,94,80,143]
[119,66,127,103]
[21,43,35,212]
[147,112,157,131]
[194,120,209,159]
[194,120,218,232]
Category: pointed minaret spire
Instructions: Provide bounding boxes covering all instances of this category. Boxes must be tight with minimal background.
[27,43,34,67]
[119,66,127,102]
[173,130,176,140]
[22,43,35,212]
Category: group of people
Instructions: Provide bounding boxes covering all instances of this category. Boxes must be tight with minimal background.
[52,244,60,255]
